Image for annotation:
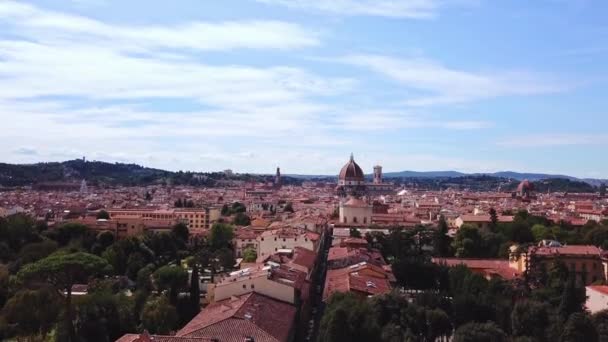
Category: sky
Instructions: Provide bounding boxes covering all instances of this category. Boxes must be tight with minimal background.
[1,0,608,177]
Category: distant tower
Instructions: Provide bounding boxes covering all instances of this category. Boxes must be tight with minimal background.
[275,167,282,188]
[80,179,88,194]
[373,165,383,184]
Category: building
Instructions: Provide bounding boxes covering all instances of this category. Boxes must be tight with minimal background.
[336,154,367,198]
[586,285,608,314]
[257,228,319,258]
[323,262,393,302]
[433,258,521,281]
[339,197,372,226]
[275,167,282,188]
[108,208,214,230]
[454,214,514,229]
[510,245,605,285]
[209,264,306,304]
[373,165,382,184]
[117,292,297,342]
[514,179,536,201]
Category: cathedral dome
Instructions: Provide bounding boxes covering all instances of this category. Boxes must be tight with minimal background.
[339,154,365,182]
[517,179,534,193]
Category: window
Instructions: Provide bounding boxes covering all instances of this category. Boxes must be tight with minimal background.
[353,217,358,223]
[261,238,264,241]
[274,237,277,241]
[363,217,367,224]
[242,284,246,289]
[283,238,286,242]
[251,284,255,289]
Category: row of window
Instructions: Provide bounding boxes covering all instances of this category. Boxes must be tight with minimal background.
[342,216,368,224]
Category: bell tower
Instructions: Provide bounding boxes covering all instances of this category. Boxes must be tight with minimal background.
[373,165,382,184]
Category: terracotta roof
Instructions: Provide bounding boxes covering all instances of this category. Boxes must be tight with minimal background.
[588,285,608,296]
[533,245,601,256]
[323,262,392,301]
[344,197,368,207]
[338,154,365,182]
[177,292,296,342]
[432,258,521,280]
[115,334,213,342]
[291,247,316,271]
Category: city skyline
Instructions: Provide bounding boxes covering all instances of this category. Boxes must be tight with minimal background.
[1,1,608,177]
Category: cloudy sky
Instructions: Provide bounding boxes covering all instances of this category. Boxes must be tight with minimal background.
[1,0,607,177]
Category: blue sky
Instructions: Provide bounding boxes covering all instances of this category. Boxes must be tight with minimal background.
[1,0,607,177]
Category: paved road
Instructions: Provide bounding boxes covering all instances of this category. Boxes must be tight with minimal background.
[305,225,332,342]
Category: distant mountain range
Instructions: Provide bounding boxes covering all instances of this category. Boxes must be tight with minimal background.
[0,159,605,188]
[288,170,607,186]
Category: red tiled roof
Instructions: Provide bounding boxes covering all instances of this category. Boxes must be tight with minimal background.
[323,262,392,301]
[292,247,316,271]
[432,258,521,280]
[533,245,601,256]
[177,292,296,342]
[115,334,213,342]
[588,285,608,296]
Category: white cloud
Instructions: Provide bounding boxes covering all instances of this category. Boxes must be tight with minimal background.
[341,54,565,106]
[498,134,608,147]
[254,0,447,19]
[0,1,320,51]
[328,110,492,131]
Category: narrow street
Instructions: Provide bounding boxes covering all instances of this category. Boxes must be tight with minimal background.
[305,225,333,342]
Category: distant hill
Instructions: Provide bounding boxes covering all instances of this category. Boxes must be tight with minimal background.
[0,159,298,187]
[0,159,604,189]
[382,170,467,178]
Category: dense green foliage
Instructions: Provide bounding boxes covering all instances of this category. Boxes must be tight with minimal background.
[0,214,240,341]
[0,159,302,187]
[322,211,608,342]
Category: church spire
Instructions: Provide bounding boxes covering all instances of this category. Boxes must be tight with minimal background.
[350,153,354,162]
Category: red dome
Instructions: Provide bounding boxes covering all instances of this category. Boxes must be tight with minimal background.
[517,179,534,192]
[339,154,364,182]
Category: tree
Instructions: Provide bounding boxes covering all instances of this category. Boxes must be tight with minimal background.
[592,309,608,342]
[209,223,234,250]
[0,264,8,308]
[532,224,550,242]
[453,322,507,342]
[558,276,586,321]
[73,291,136,342]
[349,228,362,238]
[600,183,607,197]
[511,300,551,340]
[52,223,92,247]
[188,264,201,321]
[426,308,452,342]
[561,313,598,342]
[16,252,112,342]
[452,225,483,258]
[215,247,236,270]
[2,287,61,337]
[489,208,498,230]
[171,222,189,243]
[233,212,251,226]
[283,202,294,213]
[96,210,110,220]
[434,216,452,257]
[153,265,188,305]
[242,248,257,262]
[141,296,178,335]
[318,292,379,342]
[220,204,230,216]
